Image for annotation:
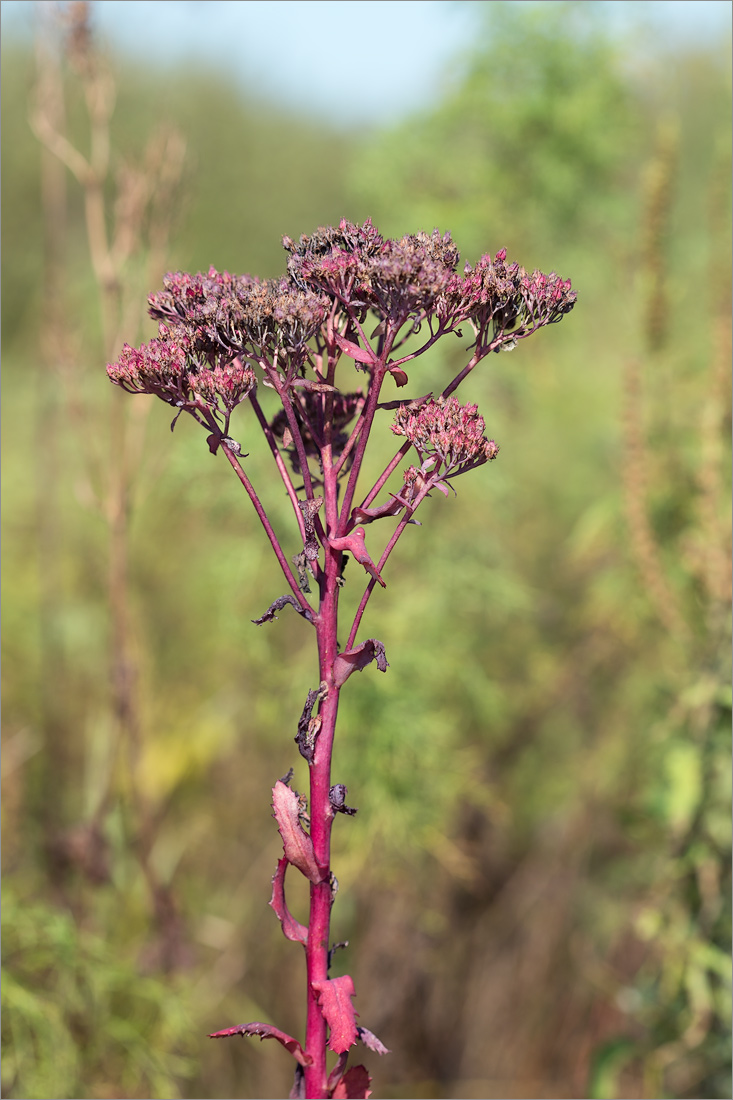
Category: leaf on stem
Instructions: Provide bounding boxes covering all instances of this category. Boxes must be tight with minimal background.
[298,497,323,562]
[329,784,357,816]
[252,594,314,625]
[291,378,338,393]
[208,1022,313,1067]
[296,686,326,763]
[387,365,409,387]
[328,528,386,587]
[332,1065,373,1099]
[312,975,359,1053]
[333,639,389,689]
[334,332,377,366]
[272,781,323,883]
[269,858,309,944]
[290,1065,305,1099]
[350,495,406,525]
[291,550,312,593]
[356,1026,391,1055]
[326,1052,350,1093]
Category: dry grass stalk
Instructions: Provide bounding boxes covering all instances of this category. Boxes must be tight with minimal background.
[29,0,189,970]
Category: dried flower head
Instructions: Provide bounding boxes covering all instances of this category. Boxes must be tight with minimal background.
[107,332,256,421]
[439,248,576,351]
[148,267,327,365]
[286,218,460,327]
[391,396,499,473]
[148,268,253,351]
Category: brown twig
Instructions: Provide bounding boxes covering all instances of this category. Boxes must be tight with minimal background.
[31,0,189,970]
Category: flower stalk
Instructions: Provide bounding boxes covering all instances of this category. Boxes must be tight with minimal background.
[106,219,575,1098]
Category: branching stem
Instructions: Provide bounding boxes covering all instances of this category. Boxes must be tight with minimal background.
[221,442,313,615]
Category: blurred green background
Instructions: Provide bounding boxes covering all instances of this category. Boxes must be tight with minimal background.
[2,2,731,1098]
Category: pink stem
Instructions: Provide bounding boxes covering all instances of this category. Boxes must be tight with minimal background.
[357,440,411,514]
[355,345,484,516]
[303,515,343,1099]
[220,443,313,615]
[337,366,387,535]
[346,480,434,650]
[441,348,482,399]
[264,359,318,503]
[249,392,307,543]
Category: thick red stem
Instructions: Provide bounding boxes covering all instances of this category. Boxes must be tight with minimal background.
[303,539,342,1098]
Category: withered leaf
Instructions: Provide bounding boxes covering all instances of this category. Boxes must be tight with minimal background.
[333,639,389,689]
[387,365,409,387]
[326,1052,349,1093]
[289,1065,305,1099]
[208,1022,313,1067]
[252,594,314,625]
[311,975,358,1053]
[356,1025,391,1055]
[333,332,377,366]
[296,687,323,763]
[328,528,386,587]
[272,781,323,883]
[350,495,405,525]
[298,497,323,561]
[269,858,309,944]
[332,1065,372,1099]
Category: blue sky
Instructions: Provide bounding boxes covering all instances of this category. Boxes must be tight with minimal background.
[3,0,731,125]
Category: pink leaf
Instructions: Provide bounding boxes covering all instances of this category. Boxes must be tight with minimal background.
[356,1026,391,1055]
[208,1022,313,1067]
[311,975,358,1053]
[334,333,377,366]
[328,528,386,587]
[332,1065,372,1099]
[272,781,323,883]
[326,1052,349,1093]
[333,639,389,689]
[387,366,409,387]
[269,858,309,944]
[350,495,405,525]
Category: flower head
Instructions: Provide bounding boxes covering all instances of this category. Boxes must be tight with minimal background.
[107,332,255,419]
[285,218,460,327]
[148,267,327,363]
[391,396,499,473]
[239,278,327,354]
[147,268,254,352]
[438,249,576,351]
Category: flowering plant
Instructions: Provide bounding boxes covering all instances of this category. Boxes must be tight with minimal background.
[108,219,575,1099]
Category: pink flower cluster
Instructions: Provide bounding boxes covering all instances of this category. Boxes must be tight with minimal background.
[107,331,255,415]
[285,220,460,325]
[148,267,327,358]
[285,220,575,348]
[438,248,576,351]
[107,220,575,449]
[391,396,499,473]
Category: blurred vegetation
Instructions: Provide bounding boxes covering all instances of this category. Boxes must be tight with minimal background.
[2,3,730,1099]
